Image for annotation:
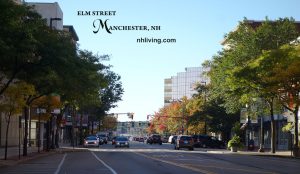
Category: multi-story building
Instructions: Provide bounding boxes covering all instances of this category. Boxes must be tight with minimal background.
[115,121,149,137]
[27,2,63,30]
[164,67,210,105]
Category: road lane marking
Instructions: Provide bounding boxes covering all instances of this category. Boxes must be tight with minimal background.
[91,151,118,174]
[54,153,67,174]
[134,152,216,174]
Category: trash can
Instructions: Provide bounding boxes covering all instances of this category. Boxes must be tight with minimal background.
[248,139,255,151]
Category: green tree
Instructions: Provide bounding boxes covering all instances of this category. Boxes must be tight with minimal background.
[209,17,299,153]
[0,0,48,95]
[240,44,300,156]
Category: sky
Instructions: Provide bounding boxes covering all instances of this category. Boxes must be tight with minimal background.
[26,0,300,122]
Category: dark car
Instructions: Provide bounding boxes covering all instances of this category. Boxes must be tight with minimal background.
[192,135,225,148]
[115,136,130,148]
[174,135,194,150]
[209,136,226,149]
[192,135,210,148]
[171,135,178,144]
[146,134,162,145]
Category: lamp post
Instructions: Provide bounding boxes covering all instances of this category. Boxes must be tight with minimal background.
[201,81,207,135]
[258,115,264,152]
[246,104,250,148]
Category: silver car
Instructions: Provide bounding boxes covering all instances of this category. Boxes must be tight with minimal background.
[84,136,100,147]
[115,136,130,148]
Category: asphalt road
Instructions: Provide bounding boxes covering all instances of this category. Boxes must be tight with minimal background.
[0,141,299,174]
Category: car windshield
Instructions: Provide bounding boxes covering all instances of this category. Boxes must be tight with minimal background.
[116,137,128,141]
[86,137,97,140]
[181,136,192,141]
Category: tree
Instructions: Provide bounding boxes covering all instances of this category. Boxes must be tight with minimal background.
[31,95,62,150]
[0,1,49,95]
[209,17,299,153]
[241,44,300,156]
[0,81,35,159]
[187,83,239,141]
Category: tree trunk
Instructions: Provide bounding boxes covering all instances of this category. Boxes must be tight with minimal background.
[293,106,299,157]
[4,114,11,160]
[79,113,83,145]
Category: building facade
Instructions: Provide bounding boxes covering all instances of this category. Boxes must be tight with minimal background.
[164,66,210,105]
[27,2,63,30]
[116,121,149,137]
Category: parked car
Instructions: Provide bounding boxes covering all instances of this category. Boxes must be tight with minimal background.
[83,136,99,147]
[139,137,144,142]
[193,135,208,147]
[168,135,174,143]
[174,135,194,150]
[115,136,130,148]
[171,135,178,144]
[162,137,169,143]
[210,136,226,149]
[192,135,225,148]
[146,134,162,145]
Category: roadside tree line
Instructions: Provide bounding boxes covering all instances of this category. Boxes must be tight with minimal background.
[149,17,300,157]
[0,0,123,159]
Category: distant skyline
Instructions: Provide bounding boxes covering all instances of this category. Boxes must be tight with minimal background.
[27,0,300,121]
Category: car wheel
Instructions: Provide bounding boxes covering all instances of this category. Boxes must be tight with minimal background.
[189,147,194,151]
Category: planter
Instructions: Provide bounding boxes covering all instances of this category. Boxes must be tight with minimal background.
[231,146,238,152]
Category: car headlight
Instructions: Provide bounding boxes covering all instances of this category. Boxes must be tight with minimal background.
[117,142,120,145]
[125,142,128,145]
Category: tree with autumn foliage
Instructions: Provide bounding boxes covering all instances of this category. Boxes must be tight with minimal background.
[149,97,190,135]
[0,81,35,159]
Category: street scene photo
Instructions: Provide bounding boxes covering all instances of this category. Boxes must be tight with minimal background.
[0,0,300,174]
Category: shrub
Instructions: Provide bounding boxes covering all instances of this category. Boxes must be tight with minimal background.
[227,135,243,149]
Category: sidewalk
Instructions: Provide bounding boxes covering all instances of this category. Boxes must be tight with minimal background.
[200,148,298,158]
[0,142,79,167]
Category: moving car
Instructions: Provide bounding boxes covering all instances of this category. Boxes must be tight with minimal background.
[83,136,99,147]
[174,135,194,150]
[115,136,130,148]
[146,134,162,145]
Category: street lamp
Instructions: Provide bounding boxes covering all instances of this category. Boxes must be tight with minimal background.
[201,81,207,135]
